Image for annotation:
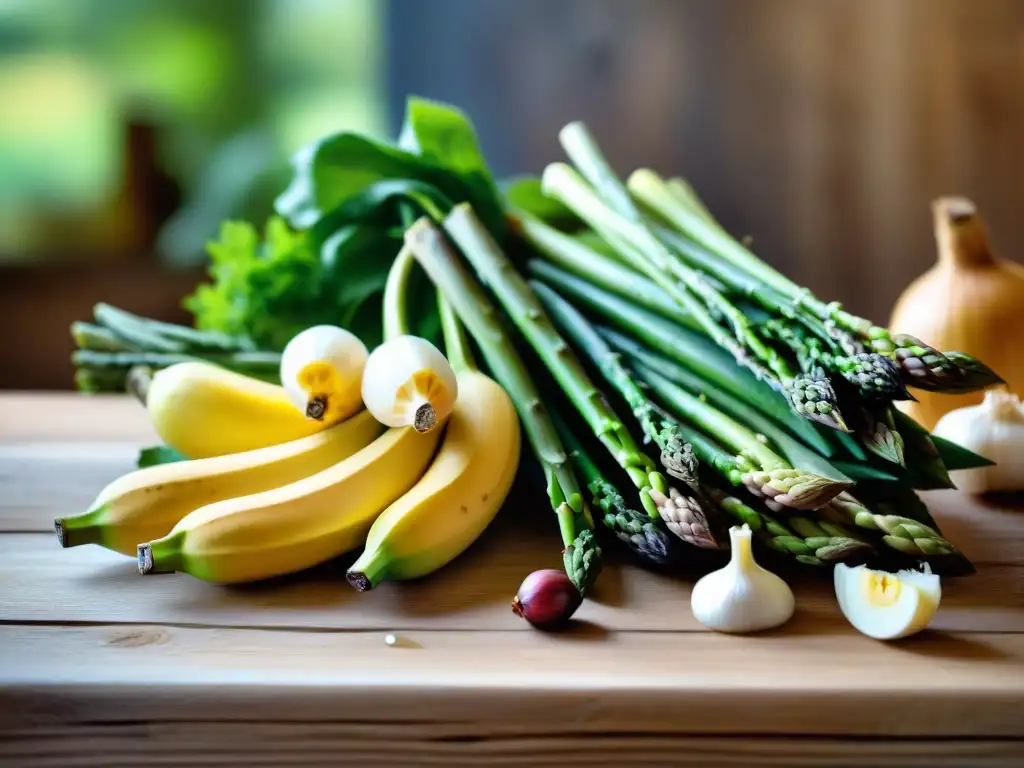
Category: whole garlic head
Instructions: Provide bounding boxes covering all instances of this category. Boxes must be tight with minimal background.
[690,525,796,634]
[933,390,1024,494]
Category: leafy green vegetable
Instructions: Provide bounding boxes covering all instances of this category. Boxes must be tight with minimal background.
[184,217,337,351]
[137,445,188,468]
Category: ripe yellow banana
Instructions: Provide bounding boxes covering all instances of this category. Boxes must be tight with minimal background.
[347,371,520,590]
[142,361,349,458]
[55,410,384,556]
[138,423,444,584]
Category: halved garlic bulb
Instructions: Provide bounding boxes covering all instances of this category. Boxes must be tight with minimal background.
[834,562,941,640]
[361,335,457,432]
[280,325,368,423]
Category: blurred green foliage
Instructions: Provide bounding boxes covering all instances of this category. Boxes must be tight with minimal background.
[0,0,385,264]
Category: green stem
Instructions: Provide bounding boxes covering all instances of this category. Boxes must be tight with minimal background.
[516,213,697,331]
[54,506,108,549]
[634,364,786,471]
[404,216,600,592]
[603,328,835,458]
[437,291,477,374]
[443,204,668,519]
[531,280,667,451]
[71,350,281,375]
[93,303,188,354]
[526,260,789,415]
[383,245,415,341]
[71,322,139,352]
[544,158,794,383]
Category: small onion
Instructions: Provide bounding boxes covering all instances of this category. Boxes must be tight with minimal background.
[280,325,368,423]
[361,335,458,433]
[511,569,583,629]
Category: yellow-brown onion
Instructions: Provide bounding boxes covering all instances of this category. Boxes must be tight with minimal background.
[891,197,1024,430]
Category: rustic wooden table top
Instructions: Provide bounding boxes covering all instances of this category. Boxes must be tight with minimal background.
[1,393,1022,767]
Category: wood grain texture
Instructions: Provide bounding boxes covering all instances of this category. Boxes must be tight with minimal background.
[388,0,1024,326]
[1,533,1021,634]
[2,626,1023,739]
[2,393,1024,765]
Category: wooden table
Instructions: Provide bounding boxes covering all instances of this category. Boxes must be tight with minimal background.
[1,393,1022,767]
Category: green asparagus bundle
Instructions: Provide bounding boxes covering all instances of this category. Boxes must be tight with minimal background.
[441,204,716,536]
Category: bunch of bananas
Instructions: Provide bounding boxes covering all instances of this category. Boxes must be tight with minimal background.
[56,323,521,589]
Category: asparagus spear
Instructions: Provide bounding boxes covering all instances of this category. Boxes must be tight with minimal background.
[633,363,852,511]
[527,259,834,453]
[443,204,705,536]
[552,412,691,566]
[628,169,1003,394]
[404,216,602,594]
[822,492,974,576]
[532,279,721,549]
[711,490,873,567]
[547,132,850,431]
[514,213,698,332]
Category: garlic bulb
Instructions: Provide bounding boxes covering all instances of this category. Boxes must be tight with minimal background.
[690,525,795,634]
[361,335,458,432]
[280,325,368,423]
[932,389,1024,493]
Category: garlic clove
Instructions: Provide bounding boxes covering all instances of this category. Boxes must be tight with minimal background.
[280,325,369,423]
[361,335,458,432]
[690,524,795,634]
[834,563,941,640]
[933,389,1024,493]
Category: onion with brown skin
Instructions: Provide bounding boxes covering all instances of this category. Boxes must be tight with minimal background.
[891,197,1024,430]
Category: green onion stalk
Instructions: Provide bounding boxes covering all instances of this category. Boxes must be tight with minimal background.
[532,279,721,550]
[626,168,1004,395]
[71,304,278,393]
[404,216,602,594]
[441,203,709,546]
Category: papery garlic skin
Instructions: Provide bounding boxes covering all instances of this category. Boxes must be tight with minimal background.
[280,325,368,423]
[690,525,795,634]
[933,390,1024,493]
[361,335,458,433]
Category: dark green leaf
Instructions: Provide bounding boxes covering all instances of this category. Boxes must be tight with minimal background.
[400,96,489,175]
[275,134,431,230]
[831,460,902,482]
[929,433,996,470]
[137,445,188,468]
[310,179,454,251]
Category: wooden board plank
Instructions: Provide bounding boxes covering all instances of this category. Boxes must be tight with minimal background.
[2,533,1021,634]
[0,443,140,531]
[0,732,1020,768]
[1,626,1023,741]
[0,394,155,443]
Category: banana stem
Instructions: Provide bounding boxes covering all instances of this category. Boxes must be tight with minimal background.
[437,290,477,374]
[383,245,416,341]
[54,506,107,549]
[138,531,186,575]
[126,365,153,405]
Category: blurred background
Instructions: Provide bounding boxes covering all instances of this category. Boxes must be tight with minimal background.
[1,0,1022,390]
